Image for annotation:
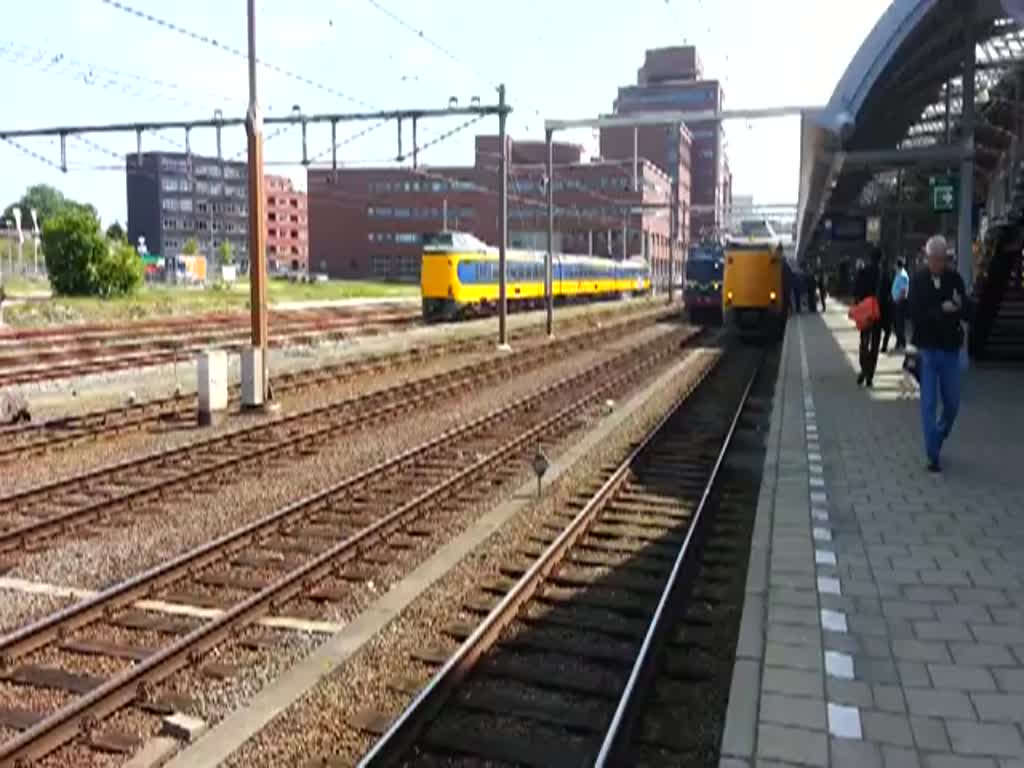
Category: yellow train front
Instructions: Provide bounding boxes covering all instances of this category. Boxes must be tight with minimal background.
[722,236,786,341]
[420,231,651,322]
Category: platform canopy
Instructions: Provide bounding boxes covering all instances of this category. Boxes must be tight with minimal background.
[796,0,1024,258]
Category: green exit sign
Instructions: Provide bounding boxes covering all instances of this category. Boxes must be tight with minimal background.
[929,176,957,212]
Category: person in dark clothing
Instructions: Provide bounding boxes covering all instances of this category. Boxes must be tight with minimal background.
[806,269,818,314]
[791,267,802,313]
[782,259,794,317]
[854,248,883,387]
[910,235,967,473]
[879,260,895,353]
[817,269,827,311]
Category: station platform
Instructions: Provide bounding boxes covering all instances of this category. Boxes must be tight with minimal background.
[721,305,1024,767]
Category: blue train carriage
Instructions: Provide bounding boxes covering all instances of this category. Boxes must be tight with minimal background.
[420,231,651,322]
[684,241,725,325]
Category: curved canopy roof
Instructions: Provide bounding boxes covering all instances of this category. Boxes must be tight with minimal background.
[796,0,1024,256]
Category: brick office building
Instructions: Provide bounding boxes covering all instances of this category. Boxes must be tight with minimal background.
[265,174,308,272]
[307,135,690,282]
[606,46,732,241]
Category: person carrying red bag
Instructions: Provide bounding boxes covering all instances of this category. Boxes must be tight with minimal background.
[852,247,884,387]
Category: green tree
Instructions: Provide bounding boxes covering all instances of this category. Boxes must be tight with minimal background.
[216,240,234,265]
[95,241,143,297]
[3,184,96,229]
[42,209,141,296]
[105,221,127,242]
[182,238,200,255]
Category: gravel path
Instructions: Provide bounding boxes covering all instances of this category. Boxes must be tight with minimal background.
[221,339,713,768]
[0,322,677,637]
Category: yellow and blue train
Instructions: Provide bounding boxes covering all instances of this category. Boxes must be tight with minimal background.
[421,231,652,322]
[722,233,787,341]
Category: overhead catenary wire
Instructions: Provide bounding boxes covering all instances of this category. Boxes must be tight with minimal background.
[2,137,65,172]
[0,39,246,111]
[98,0,375,109]
[362,0,498,91]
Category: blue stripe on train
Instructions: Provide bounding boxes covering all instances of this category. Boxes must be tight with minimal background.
[456,260,646,285]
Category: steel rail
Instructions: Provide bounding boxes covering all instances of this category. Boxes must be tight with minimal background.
[0,315,649,515]
[0,345,615,554]
[593,354,763,766]
[0,330,688,766]
[0,329,692,659]
[356,345,725,767]
[0,308,661,463]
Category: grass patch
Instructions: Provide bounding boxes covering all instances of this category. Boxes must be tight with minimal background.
[3,278,420,328]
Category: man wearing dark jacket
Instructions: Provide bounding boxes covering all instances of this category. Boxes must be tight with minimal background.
[854,248,883,386]
[910,234,967,472]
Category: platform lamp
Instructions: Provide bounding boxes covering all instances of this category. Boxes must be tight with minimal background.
[11,206,23,281]
[30,208,40,275]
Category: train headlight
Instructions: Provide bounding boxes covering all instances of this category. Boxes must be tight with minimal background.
[769,290,777,302]
[725,290,734,305]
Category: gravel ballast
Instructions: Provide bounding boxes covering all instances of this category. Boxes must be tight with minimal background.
[213,341,720,768]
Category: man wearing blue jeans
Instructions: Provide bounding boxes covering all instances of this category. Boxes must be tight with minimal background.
[909,235,967,472]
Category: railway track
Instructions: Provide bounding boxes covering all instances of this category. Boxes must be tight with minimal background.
[0,326,697,767]
[0,313,683,564]
[0,305,666,464]
[354,344,769,767]
[0,305,420,390]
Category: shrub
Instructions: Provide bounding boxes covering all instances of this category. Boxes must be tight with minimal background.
[42,209,108,295]
[42,209,142,296]
[95,241,143,297]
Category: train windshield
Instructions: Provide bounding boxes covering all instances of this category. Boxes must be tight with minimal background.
[686,246,723,283]
[423,231,488,252]
[739,220,776,239]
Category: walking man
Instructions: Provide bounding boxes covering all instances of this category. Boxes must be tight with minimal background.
[910,235,967,472]
[891,258,910,350]
[854,248,883,387]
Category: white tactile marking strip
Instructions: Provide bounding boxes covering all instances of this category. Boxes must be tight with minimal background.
[798,320,863,742]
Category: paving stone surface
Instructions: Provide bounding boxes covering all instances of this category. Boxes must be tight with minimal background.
[719,308,1024,768]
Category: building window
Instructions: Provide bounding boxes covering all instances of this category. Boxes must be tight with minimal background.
[179,198,193,213]
[161,198,178,211]
[395,233,419,244]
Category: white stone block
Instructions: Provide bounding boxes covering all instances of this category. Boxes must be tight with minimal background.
[161,713,207,743]
[197,350,228,426]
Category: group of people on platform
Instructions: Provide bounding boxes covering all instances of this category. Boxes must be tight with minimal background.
[851,235,968,473]
[784,264,828,314]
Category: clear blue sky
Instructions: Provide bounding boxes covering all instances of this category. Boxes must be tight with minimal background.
[1,0,890,226]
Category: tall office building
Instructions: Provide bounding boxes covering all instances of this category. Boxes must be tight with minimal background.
[605,46,732,241]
